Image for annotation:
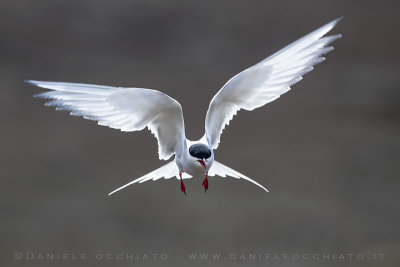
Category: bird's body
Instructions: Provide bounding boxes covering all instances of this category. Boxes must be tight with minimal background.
[27,18,342,195]
[178,137,213,175]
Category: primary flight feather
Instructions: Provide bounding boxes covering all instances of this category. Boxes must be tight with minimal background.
[27,18,342,195]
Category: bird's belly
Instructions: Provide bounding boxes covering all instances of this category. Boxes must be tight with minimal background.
[183,160,212,177]
[184,164,205,176]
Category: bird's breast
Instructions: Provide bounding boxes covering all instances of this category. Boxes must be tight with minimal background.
[182,158,213,176]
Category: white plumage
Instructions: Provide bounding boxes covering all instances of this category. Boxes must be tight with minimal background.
[27,18,342,195]
[205,18,342,149]
[32,82,185,160]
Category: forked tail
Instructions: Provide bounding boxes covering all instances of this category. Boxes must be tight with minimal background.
[208,161,269,192]
[108,161,191,196]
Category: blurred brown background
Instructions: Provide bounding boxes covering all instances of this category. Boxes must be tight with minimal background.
[1,0,399,266]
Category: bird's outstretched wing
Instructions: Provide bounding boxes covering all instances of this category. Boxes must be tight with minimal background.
[205,18,342,149]
[27,80,186,160]
[208,161,268,192]
[108,161,192,195]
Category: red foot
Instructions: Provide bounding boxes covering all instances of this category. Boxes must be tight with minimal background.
[202,172,208,193]
[180,172,186,195]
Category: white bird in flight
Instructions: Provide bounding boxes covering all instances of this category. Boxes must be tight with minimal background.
[27,18,342,195]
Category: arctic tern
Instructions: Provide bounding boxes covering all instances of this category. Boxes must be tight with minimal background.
[27,18,342,195]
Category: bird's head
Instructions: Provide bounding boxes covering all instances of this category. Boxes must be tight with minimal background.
[189,143,212,169]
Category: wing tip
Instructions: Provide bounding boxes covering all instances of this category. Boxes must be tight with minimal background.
[321,17,343,34]
[334,16,344,23]
[331,33,343,40]
[329,16,343,27]
[25,80,37,86]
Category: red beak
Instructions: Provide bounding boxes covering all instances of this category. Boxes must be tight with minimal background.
[197,159,206,169]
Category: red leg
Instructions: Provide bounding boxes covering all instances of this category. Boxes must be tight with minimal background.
[202,172,208,193]
[180,171,186,195]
